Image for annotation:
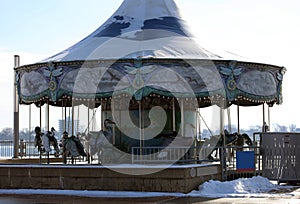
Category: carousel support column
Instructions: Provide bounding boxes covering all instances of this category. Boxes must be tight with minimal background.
[268,105,271,131]
[172,98,176,132]
[13,55,20,159]
[45,102,50,164]
[61,104,64,132]
[181,99,184,137]
[193,106,198,163]
[101,100,105,130]
[227,107,232,133]
[87,101,91,164]
[64,101,67,132]
[71,105,75,164]
[45,102,49,132]
[28,104,31,158]
[262,103,268,133]
[141,99,145,148]
[72,105,75,136]
[40,104,42,129]
[195,108,198,140]
[237,104,240,134]
[111,98,115,145]
[118,98,122,146]
[77,105,80,135]
[198,108,201,141]
[138,100,143,156]
[220,107,227,181]
[68,107,71,133]
[63,99,67,164]
[39,103,42,163]
[87,101,90,133]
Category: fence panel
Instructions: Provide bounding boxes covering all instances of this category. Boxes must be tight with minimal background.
[0,141,13,158]
[261,132,300,184]
[0,140,59,158]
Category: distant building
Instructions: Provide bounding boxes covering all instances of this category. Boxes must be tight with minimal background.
[57,117,79,139]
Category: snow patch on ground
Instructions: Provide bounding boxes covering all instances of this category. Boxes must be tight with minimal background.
[190,176,297,198]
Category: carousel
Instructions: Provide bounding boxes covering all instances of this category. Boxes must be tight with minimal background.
[11,0,285,187]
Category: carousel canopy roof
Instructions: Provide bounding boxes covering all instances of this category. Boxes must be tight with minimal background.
[16,0,286,108]
[40,0,220,61]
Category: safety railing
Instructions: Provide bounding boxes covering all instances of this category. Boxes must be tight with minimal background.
[221,145,263,180]
[131,146,198,164]
[0,140,14,158]
[131,144,263,181]
[0,140,58,158]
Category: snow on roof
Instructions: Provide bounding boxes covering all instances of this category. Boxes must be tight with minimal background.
[40,0,222,62]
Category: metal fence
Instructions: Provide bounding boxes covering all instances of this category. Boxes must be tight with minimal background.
[0,141,14,158]
[131,146,196,164]
[221,146,262,180]
[0,140,57,158]
[6,133,298,183]
[131,144,263,180]
[261,132,300,184]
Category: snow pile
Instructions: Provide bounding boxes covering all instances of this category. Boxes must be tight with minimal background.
[190,176,292,198]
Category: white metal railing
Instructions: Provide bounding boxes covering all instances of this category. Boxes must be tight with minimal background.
[0,140,57,158]
[131,146,196,164]
[0,141,14,158]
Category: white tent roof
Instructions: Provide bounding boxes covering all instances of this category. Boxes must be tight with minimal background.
[41,0,222,62]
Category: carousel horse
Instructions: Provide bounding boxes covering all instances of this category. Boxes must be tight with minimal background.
[61,131,87,164]
[34,126,43,153]
[83,119,115,164]
[206,130,253,161]
[34,126,60,157]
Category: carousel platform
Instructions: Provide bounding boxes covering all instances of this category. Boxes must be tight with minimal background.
[0,163,221,193]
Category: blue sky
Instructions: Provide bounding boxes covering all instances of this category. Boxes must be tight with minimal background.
[1,0,300,131]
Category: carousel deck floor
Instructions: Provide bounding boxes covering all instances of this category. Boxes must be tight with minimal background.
[0,159,221,193]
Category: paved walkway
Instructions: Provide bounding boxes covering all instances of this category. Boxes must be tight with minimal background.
[0,188,299,204]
